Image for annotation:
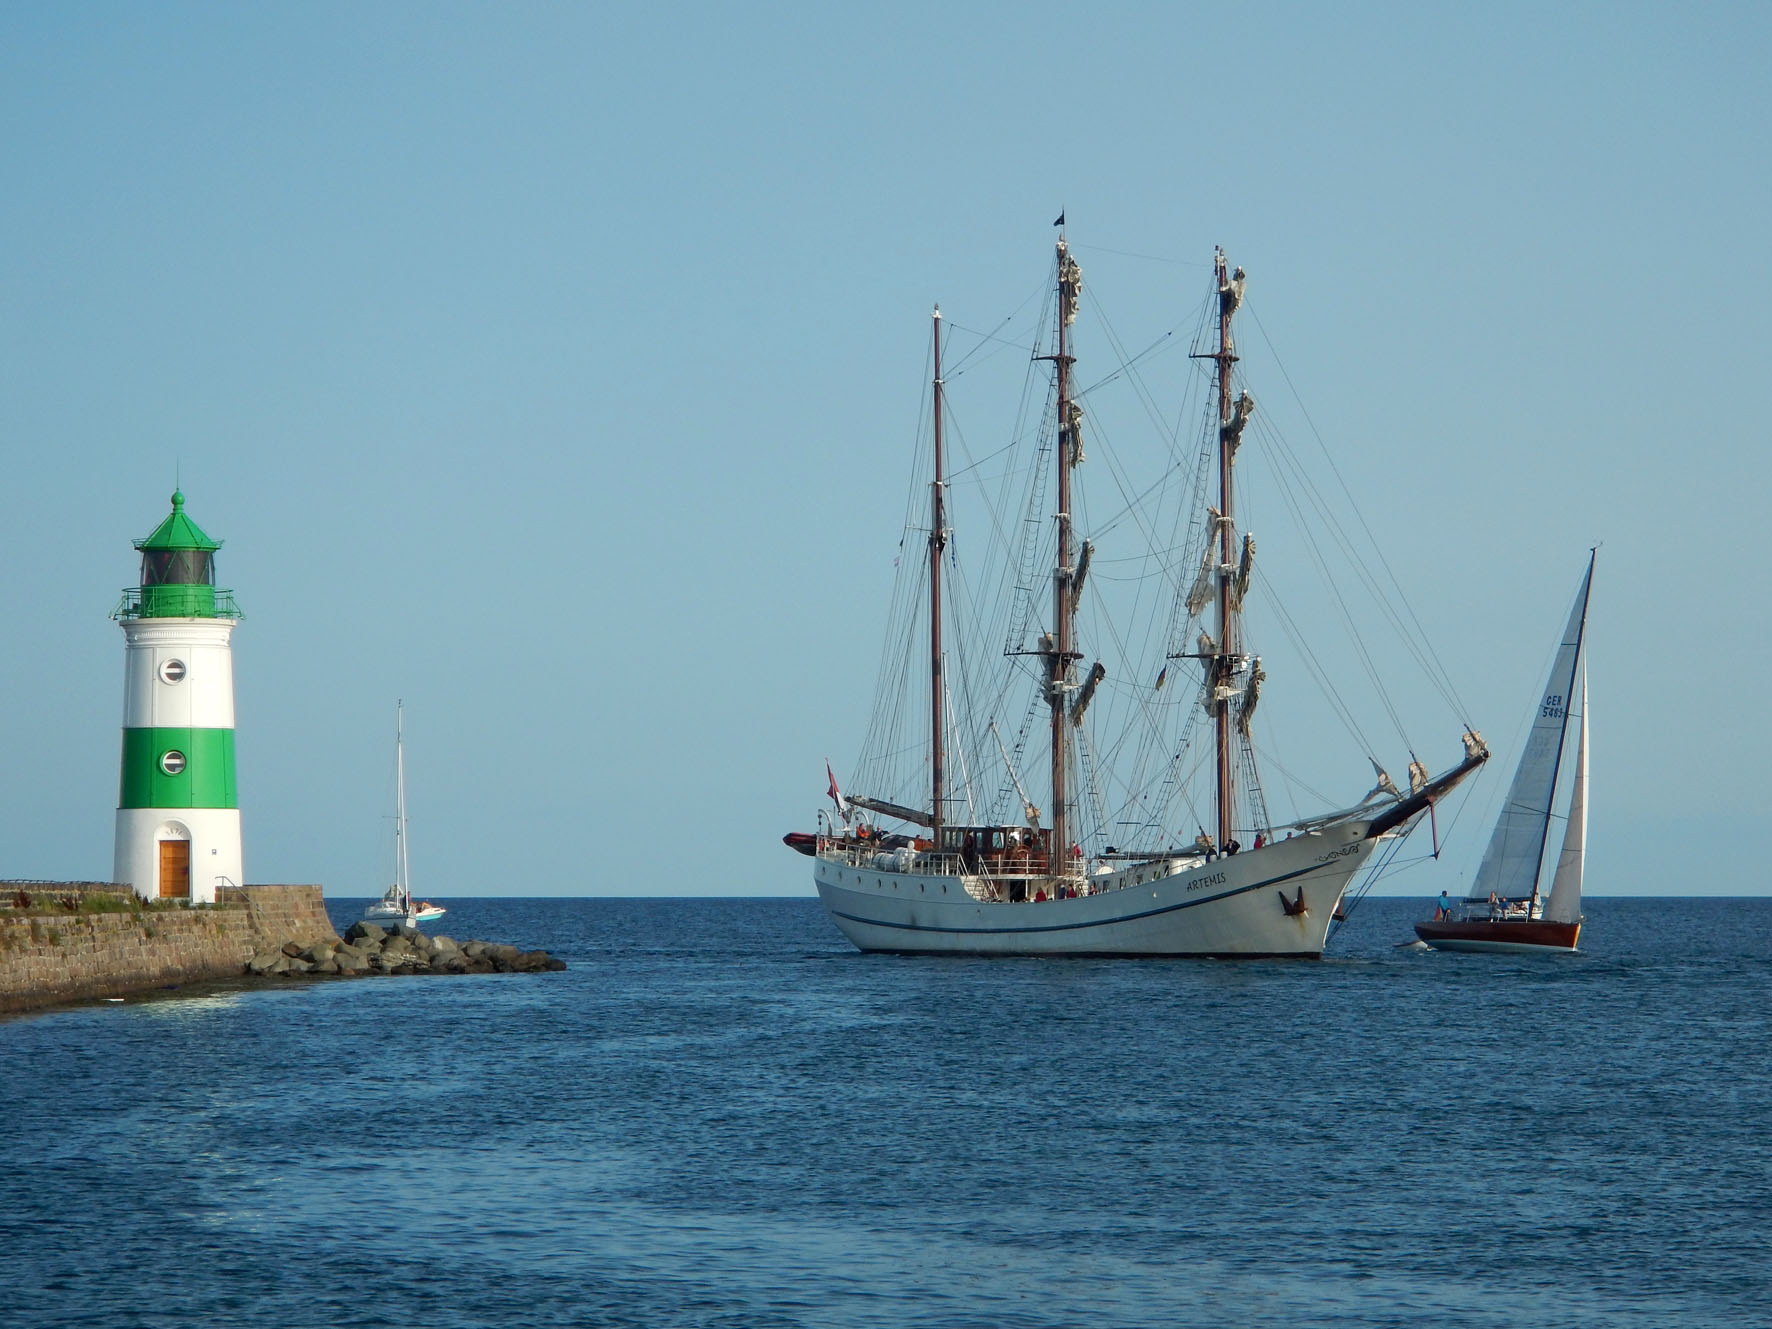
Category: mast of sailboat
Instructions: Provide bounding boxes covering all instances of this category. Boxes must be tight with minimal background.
[395,700,410,912]
[1049,232,1081,873]
[1212,249,1240,850]
[929,306,946,843]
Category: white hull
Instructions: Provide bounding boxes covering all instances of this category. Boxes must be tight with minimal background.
[815,824,1375,957]
[362,901,445,928]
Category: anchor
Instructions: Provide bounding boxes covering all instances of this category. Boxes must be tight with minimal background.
[1278,885,1308,917]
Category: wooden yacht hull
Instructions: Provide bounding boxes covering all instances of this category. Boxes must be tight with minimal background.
[1412,918,1581,953]
[814,824,1376,957]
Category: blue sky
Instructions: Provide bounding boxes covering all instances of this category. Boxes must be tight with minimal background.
[2,2,1766,896]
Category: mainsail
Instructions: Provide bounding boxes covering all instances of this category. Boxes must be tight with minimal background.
[1467,558,1594,903]
[1542,672,1587,924]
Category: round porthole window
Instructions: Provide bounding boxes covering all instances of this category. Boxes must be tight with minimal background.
[160,750,187,776]
[159,659,187,684]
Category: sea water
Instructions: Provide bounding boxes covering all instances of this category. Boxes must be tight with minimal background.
[3,896,1768,1328]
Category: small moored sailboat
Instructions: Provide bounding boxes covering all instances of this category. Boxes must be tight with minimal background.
[362,703,446,930]
[1415,554,1593,953]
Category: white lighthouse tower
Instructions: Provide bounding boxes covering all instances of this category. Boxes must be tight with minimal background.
[112,491,244,903]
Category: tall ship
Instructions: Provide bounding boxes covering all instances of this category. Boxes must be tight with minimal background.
[794,228,1487,956]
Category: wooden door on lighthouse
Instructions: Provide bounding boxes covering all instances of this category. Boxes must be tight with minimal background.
[158,840,190,899]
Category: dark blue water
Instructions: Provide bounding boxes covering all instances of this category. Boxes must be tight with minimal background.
[4,897,1768,1328]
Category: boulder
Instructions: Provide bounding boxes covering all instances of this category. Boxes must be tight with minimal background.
[246,950,284,975]
[514,950,552,972]
[302,942,335,964]
[280,941,304,958]
[345,921,386,944]
[335,950,371,974]
[312,957,340,975]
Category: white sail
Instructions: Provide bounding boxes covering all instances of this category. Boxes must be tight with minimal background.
[1542,671,1586,924]
[1467,559,1594,903]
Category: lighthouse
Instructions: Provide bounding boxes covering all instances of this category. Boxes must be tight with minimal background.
[112,491,244,903]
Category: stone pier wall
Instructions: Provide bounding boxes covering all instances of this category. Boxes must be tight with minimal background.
[0,883,338,1015]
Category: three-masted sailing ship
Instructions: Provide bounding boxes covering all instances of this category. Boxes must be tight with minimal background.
[1415,555,1593,953]
[793,230,1487,956]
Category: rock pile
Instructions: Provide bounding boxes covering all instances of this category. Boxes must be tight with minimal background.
[245,921,566,979]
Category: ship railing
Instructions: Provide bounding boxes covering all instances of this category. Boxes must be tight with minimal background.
[815,840,967,877]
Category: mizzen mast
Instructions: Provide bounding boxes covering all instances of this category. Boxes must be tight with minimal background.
[1047,234,1084,873]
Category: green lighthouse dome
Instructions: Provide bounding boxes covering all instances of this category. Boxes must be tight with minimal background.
[116,490,242,620]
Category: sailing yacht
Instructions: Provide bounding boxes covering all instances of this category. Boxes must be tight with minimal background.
[794,232,1487,956]
[1415,555,1593,953]
[362,703,446,929]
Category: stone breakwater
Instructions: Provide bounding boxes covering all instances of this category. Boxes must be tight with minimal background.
[247,921,566,978]
[0,883,562,1015]
[1,882,337,1014]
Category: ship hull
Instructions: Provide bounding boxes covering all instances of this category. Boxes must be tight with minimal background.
[1412,919,1581,953]
[814,825,1376,957]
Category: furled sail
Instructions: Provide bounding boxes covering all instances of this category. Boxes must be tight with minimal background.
[1237,659,1265,737]
[1408,758,1431,795]
[848,794,934,827]
[1543,671,1586,924]
[1186,509,1227,616]
[1059,246,1082,326]
[1467,560,1594,902]
[1071,662,1106,725]
[1186,544,1216,617]
[1219,264,1246,321]
[1069,540,1094,613]
[1365,759,1402,803]
[1221,391,1255,459]
[1066,402,1086,466]
[1230,532,1255,609]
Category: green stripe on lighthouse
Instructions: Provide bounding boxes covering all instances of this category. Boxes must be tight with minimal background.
[119,728,237,808]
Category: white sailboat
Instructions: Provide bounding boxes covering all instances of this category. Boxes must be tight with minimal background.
[791,232,1488,956]
[362,703,446,929]
[1416,554,1592,953]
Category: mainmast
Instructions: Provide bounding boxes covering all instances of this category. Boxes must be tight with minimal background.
[1212,249,1242,850]
[1049,235,1083,873]
[929,306,946,841]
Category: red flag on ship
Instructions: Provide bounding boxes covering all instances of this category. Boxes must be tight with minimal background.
[825,761,847,815]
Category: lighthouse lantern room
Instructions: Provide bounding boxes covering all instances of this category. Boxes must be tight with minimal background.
[112,491,244,903]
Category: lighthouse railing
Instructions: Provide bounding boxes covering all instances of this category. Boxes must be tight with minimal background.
[112,587,243,621]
